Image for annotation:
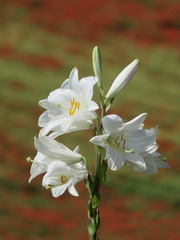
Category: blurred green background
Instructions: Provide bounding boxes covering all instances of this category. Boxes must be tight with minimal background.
[0,0,180,239]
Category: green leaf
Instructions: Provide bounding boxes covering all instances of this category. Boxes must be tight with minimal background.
[88,200,93,218]
[98,160,108,185]
[87,217,96,236]
[85,175,95,198]
[92,191,101,209]
[95,209,101,230]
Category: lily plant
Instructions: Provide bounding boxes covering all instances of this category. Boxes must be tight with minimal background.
[27,46,169,240]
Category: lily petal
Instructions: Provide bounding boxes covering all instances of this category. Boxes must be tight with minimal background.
[79,76,98,102]
[35,137,82,164]
[38,111,56,127]
[90,134,109,148]
[51,182,72,198]
[106,147,125,170]
[123,113,147,131]
[102,114,124,134]
[29,161,46,183]
[40,115,71,136]
[68,184,79,197]
[126,153,146,170]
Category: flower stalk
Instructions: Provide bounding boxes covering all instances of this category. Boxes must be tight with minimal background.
[85,47,107,239]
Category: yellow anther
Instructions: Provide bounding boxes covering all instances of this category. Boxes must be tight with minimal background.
[123,139,126,150]
[115,136,119,144]
[69,99,80,116]
[56,103,61,107]
[72,106,76,116]
[121,134,123,141]
[60,174,69,184]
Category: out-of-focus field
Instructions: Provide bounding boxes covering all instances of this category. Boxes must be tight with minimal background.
[0,1,180,239]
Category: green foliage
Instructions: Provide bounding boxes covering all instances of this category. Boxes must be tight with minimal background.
[87,217,96,236]
[98,160,108,185]
[92,191,101,209]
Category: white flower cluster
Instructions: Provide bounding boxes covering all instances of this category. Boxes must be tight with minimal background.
[28,68,98,197]
[28,57,169,198]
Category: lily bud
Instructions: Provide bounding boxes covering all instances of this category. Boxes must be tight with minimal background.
[92,46,103,88]
[106,59,139,101]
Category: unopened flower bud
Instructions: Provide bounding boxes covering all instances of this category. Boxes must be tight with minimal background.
[106,59,139,101]
[92,46,103,88]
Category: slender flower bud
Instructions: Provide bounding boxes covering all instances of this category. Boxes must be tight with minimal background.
[106,59,139,101]
[92,46,103,88]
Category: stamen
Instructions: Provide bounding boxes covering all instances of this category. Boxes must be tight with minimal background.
[121,134,123,141]
[115,136,119,144]
[60,174,69,184]
[71,105,76,115]
[56,103,61,107]
[108,135,134,153]
[69,99,80,116]
[123,139,126,150]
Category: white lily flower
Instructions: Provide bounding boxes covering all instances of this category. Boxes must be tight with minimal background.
[126,143,170,174]
[38,68,99,137]
[90,113,158,171]
[42,161,88,197]
[106,59,139,101]
[28,136,83,183]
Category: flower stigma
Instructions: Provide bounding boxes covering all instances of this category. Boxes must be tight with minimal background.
[27,157,33,163]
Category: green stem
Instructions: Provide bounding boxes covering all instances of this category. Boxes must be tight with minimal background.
[82,157,88,170]
[95,147,101,179]
[89,235,96,240]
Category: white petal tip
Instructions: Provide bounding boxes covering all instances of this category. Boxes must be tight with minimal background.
[134,59,140,65]
[28,177,32,183]
[71,67,78,73]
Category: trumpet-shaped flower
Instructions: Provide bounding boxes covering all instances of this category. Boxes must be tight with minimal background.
[28,136,83,183]
[126,143,169,174]
[42,161,88,197]
[106,59,139,101]
[39,68,99,137]
[90,113,158,171]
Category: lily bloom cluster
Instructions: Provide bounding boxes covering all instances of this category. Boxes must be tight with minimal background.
[28,50,169,198]
[28,68,99,197]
